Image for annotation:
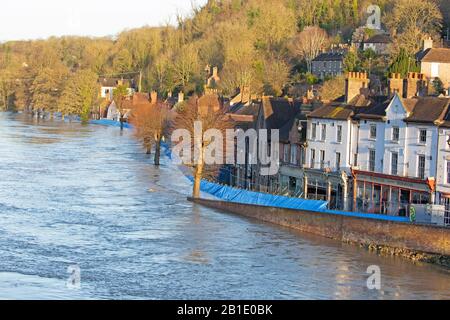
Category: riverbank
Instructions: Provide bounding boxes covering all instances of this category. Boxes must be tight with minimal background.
[189,197,450,268]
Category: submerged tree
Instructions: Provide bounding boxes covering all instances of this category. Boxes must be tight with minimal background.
[172,97,234,198]
[30,67,68,116]
[113,84,130,130]
[130,101,173,165]
[58,70,99,122]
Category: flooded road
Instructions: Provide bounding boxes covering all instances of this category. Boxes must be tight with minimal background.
[0,112,449,300]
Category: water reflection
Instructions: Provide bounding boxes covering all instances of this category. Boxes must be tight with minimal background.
[0,112,449,300]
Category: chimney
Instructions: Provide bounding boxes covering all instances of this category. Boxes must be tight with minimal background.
[150,91,158,104]
[178,91,184,104]
[404,72,425,98]
[306,86,314,100]
[345,72,369,103]
[388,73,404,97]
[241,86,250,104]
[423,37,433,51]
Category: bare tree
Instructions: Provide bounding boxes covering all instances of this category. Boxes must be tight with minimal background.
[385,0,443,55]
[172,97,234,198]
[290,26,329,73]
[319,76,346,101]
[130,101,173,165]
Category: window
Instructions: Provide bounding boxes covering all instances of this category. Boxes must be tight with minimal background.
[369,125,377,139]
[283,144,290,163]
[431,62,439,78]
[392,127,400,142]
[336,152,341,171]
[354,153,358,167]
[290,145,298,165]
[337,125,343,143]
[447,162,450,184]
[391,152,398,175]
[418,155,426,179]
[369,149,376,172]
[311,123,317,140]
[310,149,316,169]
[419,129,427,144]
[320,150,326,169]
[321,124,327,141]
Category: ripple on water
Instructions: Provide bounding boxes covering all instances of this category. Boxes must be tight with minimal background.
[0,113,449,300]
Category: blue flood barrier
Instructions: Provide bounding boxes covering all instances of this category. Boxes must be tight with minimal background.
[188,177,328,212]
[323,209,410,222]
[90,119,133,129]
[155,133,411,223]
[187,178,411,223]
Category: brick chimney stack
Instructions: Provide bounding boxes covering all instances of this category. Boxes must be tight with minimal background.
[240,86,250,104]
[388,73,404,97]
[345,72,369,103]
[404,72,425,98]
[150,91,158,104]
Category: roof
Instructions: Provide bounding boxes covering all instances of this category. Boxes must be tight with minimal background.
[354,96,450,123]
[441,105,450,128]
[365,34,391,44]
[404,97,450,123]
[353,99,391,120]
[308,94,373,120]
[416,48,450,63]
[99,77,137,88]
[308,105,354,120]
[261,97,303,141]
[312,52,344,62]
[121,93,152,110]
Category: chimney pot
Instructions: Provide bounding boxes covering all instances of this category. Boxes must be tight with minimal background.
[178,91,184,103]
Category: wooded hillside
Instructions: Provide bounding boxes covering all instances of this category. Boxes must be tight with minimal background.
[0,0,447,112]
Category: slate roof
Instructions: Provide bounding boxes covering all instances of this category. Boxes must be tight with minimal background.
[308,105,354,120]
[312,52,344,62]
[308,94,374,120]
[353,99,391,120]
[354,96,450,123]
[416,48,450,63]
[260,97,303,141]
[404,97,450,124]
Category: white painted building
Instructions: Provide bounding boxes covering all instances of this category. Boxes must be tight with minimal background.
[436,108,450,226]
[353,95,449,220]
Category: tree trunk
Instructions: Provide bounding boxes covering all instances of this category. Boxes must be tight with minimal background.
[192,164,204,199]
[154,137,161,166]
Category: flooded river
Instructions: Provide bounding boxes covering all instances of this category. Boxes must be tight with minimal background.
[0,112,449,300]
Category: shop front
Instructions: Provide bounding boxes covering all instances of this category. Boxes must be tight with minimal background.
[303,168,350,211]
[352,170,434,217]
[439,194,450,226]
